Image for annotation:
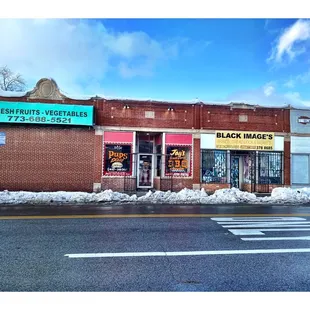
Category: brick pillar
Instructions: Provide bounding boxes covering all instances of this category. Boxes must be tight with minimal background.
[284,139,291,186]
[192,133,201,189]
[93,128,103,192]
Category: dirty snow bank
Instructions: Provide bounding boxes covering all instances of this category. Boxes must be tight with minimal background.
[0,189,136,205]
[201,188,258,204]
[267,187,310,204]
[137,188,208,204]
[0,187,310,205]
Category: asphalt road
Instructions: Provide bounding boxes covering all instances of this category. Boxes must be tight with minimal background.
[2,204,310,291]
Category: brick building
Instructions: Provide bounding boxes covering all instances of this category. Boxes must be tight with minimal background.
[0,78,291,193]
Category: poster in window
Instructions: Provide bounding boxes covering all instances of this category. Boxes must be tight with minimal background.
[138,154,152,187]
[105,144,131,173]
[166,146,190,174]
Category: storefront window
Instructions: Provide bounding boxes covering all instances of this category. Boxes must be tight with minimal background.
[165,146,190,175]
[258,152,282,184]
[104,144,132,174]
[201,150,227,183]
[292,154,309,184]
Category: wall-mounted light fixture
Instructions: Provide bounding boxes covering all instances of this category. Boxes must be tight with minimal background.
[168,106,174,111]
[123,104,130,109]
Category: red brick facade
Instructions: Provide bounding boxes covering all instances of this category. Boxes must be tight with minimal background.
[0,79,291,193]
[200,104,290,132]
[94,99,195,129]
[0,126,95,192]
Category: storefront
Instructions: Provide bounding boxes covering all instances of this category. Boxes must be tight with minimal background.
[101,131,194,192]
[201,130,285,193]
[0,77,292,194]
[291,109,310,187]
[0,79,95,192]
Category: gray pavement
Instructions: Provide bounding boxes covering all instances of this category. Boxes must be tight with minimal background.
[1,205,310,291]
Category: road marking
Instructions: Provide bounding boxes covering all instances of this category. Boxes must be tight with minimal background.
[222,223,310,228]
[65,248,310,258]
[229,228,310,235]
[1,214,310,220]
[212,217,306,222]
[212,216,310,240]
[241,236,310,241]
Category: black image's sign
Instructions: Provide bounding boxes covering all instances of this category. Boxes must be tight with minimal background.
[105,144,131,173]
[166,146,189,174]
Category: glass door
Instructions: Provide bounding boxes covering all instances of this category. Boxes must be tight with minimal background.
[137,154,154,188]
[231,156,240,188]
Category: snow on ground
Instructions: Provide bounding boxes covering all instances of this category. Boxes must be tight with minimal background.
[1,187,310,205]
[268,187,310,204]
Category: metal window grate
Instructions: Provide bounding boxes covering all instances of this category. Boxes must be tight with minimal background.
[201,150,228,184]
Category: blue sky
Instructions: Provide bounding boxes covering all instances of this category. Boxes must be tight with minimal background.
[1,18,310,107]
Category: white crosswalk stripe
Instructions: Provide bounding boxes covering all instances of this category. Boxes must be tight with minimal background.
[211,216,310,241]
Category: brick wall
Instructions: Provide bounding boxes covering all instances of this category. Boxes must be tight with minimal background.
[200,105,290,132]
[159,178,193,191]
[94,100,196,129]
[193,137,200,184]
[0,96,292,193]
[0,126,95,192]
[241,183,251,192]
[154,177,160,190]
[241,183,283,193]
[101,177,126,192]
[200,183,230,194]
[93,135,103,183]
[101,176,138,192]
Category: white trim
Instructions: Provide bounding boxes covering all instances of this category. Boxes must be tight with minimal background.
[162,133,166,178]
[95,128,104,135]
[101,134,104,178]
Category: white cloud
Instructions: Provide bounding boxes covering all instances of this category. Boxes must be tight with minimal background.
[227,83,310,108]
[118,61,154,78]
[0,19,181,95]
[284,91,310,107]
[297,69,310,83]
[263,82,275,97]
[283,79,295,88]
[283,69,310,88]
[268,19,310,63]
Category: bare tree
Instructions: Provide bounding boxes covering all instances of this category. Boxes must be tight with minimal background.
[0,65,26,92]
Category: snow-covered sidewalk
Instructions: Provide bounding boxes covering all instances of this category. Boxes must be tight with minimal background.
[0,187,310,205]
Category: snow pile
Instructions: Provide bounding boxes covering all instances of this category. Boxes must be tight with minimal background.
[1,187,310,205]
[137,188,208,204]
[201,187,258,204]
[94,190,137,203]
[0,189,136,205]
[269,187,310,204]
